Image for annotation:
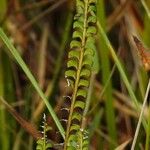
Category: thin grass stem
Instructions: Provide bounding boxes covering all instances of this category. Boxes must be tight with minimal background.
[131,79,150,150]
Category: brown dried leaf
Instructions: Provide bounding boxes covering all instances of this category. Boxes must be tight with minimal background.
[133,35,150,71]
[0,97,42,139]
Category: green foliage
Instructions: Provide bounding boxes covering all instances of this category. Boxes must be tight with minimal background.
[66,129,89,150]
[64,0,97,149]
[77,129,89,150]
[1,1,150,149]
[36,114,52,150]
[97,0,117,148]
[0,0,7,21]
[0,51,9,150]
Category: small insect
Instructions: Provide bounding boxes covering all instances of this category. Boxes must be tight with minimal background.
[133,35,150,71]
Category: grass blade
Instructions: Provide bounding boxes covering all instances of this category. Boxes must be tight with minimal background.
[0,50,9,150]
[131,79,150,150]
[97,1,117,148]
[0,27,65,139]
[97,22,147,128]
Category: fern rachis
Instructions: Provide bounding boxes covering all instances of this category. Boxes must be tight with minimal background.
[64,0,97,149]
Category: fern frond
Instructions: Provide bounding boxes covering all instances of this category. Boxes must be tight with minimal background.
[66,129,89,150]
[64,0,97,149]
[36,114,52,150]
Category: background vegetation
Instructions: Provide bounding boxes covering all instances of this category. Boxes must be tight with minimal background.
[0,0,150,149]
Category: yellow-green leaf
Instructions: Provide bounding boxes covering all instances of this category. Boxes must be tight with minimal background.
[74,100,85,109]
[67,59,78,69]
[78,79,89,87]
[65,70,76,80]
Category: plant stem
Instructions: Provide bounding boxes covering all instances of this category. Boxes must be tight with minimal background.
[97,0,117,148]
[145,105,150,150]
[0,50,9,150]
[131,79,150,150]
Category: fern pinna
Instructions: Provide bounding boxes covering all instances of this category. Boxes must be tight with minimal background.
[76,129,89,150]
[64,0,97,149]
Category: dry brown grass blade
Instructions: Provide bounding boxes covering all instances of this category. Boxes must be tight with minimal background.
[115,139,132,150]
[133,35,150,71]
[0,97,42,139]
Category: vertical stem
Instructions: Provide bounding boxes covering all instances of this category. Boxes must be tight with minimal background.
[145,106,150,150]
[0,50,9,150]
[97,0,117,148]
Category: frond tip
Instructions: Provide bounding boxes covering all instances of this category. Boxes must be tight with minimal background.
[36,114,52,150]
[67,129,89,150]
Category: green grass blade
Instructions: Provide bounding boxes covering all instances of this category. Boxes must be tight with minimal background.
[0,27,65,139]
[145,106,150,150]
[0,0,7,21]
[97,1,117,148]
[97,22,147,128]
[0,50,9,150]
[141,0,150,19]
